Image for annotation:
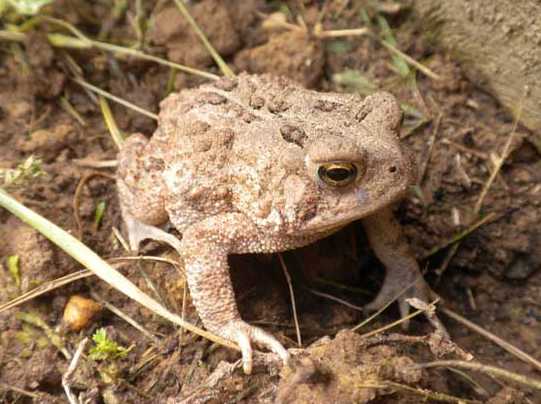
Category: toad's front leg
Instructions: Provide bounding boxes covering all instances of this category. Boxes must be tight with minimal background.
[362,206,439,321]
[179,214,290,374]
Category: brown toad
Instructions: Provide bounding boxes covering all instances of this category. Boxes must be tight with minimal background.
[117,74,433,373]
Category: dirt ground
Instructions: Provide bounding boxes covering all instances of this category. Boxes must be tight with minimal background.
[0,1,540,403]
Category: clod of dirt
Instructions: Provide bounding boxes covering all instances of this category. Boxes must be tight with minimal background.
[0,346,61,392]
[276,330,423,404]
[16,123,77,161]
[487,386,526,404]
[234,30,325,88]
[150,0,242,67]
[21,32,66,99]
[0,218,62,294]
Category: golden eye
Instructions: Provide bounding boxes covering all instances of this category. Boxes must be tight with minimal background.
[318,162,358,187]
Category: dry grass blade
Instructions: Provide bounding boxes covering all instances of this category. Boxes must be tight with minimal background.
[359,299,439,339]
[422,212,498,260]
[72,158,118,169]
[441,307,541,372]
[91,292,160,342]
[59,96,87,126]
[0,30,26,42]
[0,256,182,315]
[172,0,234,78]
[93,39,219,80]
[0,269,93,314]
[0,384,42,399]
[360,381,481,403]
[72,78,158,121]
[314,27,370,38]
[378,39,441,81]
[11,16,220,80]
[0,188,239,352]
[278,254,302,347]
[308,287,365,312]
[418,113,442,184]
[63,337,88,404]
[416,360,541,391]
[99,96,124,149]
[433,92,525,277]
[474,96,524,214]
[351,278,422,332]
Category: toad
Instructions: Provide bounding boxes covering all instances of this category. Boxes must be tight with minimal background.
[117,74,435,373]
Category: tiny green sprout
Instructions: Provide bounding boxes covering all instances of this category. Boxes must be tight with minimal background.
[4,0,54,15]
[94,201,107,229]
[89,328,131,361]
[6,255,21,287]
[1,155,45,189]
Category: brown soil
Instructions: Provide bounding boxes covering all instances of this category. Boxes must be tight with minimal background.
[0,1,539,403]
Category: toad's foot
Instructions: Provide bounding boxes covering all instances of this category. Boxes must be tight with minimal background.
[364,273,448,336]
[123,213,183,255]
[364,274,436,320]
[217,319,290,374]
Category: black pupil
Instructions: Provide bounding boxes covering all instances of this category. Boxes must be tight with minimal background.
[327,167,352,182]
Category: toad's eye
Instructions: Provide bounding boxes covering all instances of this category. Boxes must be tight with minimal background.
[318,162,358,187]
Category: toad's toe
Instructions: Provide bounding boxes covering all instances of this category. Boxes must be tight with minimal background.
[217,320,290,374]
[365,277,447,334]
[123,213,182,255]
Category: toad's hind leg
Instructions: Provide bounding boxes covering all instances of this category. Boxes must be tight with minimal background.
[117,134,182,254]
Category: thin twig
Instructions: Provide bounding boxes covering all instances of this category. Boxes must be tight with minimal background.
[0,257,181,314]
[307,287,365,312]
[72,158,118,169]
[360,381,481,404]
[0,269,94,314]
[278,254,302,347]
[351,278,422,332]
[473,100,524,214]
[433,93,525,277]
[378,39,441,81]
[59,96,87,126]
[108,255,183,272]
[441,307,541,372]
[359,299,439,339]
[419,113,442,184]
[63,337,89,404]
[92,38,219,80]
[91,292,161,342]
[415,360,541,391]
[0,383,42,399]
[10,16,219,80]
[315,27,370,38]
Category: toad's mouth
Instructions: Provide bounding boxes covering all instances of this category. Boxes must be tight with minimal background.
[297,207,371,235]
